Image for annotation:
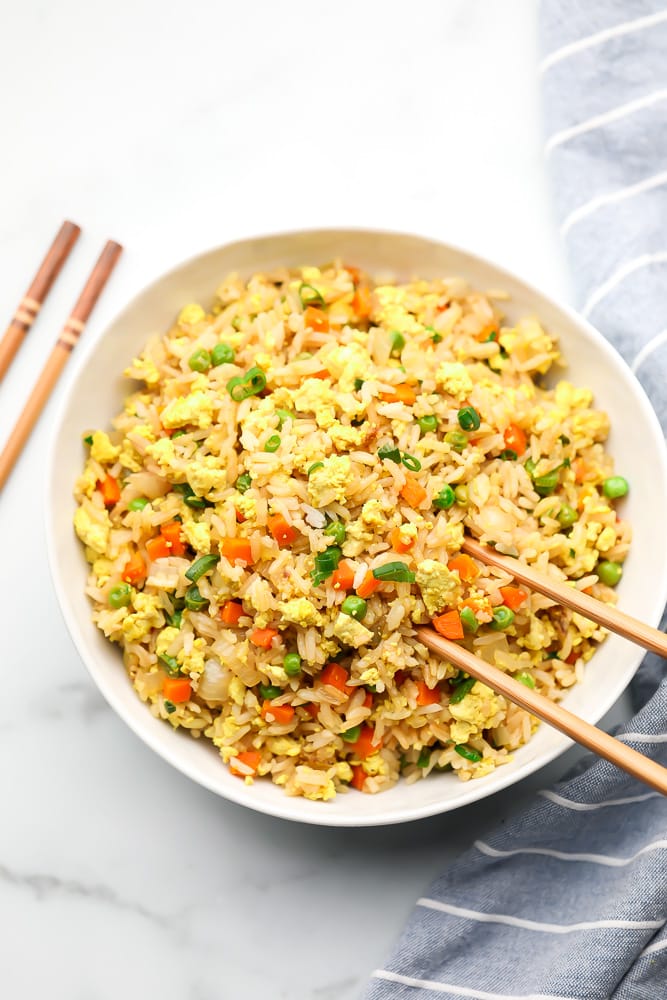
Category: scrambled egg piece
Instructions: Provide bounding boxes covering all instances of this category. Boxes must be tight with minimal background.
[335,761,353,782]
[178,303,206,327]
[499,318,558,374]
[554,381,593,410]
[435,362,473,400]
[374,285,423,334]
[181,517,211,554]
[177,637,207,676]
[122,593,163,642]
[267,736,302,756]
[186,457,227,496]
[322,343,373,393]
[328,422,365,450]
[596,526,617,552]
[75,461,98,499]
[333,612,373,648]
[361,753,388,776]
[161,390,214,429]
[228,676,246,706]
[360,499,386,529]
[278,598,323,628]
[235,495,257,521]
[415,560,462,616]
[572,410,610,442]
[74,505,111,555]
[519,614,555,651]
[90,431,119,464]
[571,611,598,639]
[147,438,179,474]
[118,439,142,473]
[292,379,338,429]
[124,355,161,385]
[155,626,180,657]
[307,455,351,507]
[449,682,501,743]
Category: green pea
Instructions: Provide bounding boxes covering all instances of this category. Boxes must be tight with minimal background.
[108,584,132,609]
[127,497,149,511]
[418,414,438,435]
[235,473,252,493]
[389,331,405,355]
[259,683,282,700]
[341,595,368,620]
[602,476,629,500]
[283,652,302,676]
[460,607,478,633]
[514,670,535,688]
[211,342,235,366]
[324,520,346,545]
[445,430,467,452]
[491,605,515,630]
[188,348,211,373]
[454,485,469,506]
[557,504,578,529]
[184,584,207,611]
[597,560,623,586]
[434,485,455,510]
[457,406,481,431]
[341,725,361,743]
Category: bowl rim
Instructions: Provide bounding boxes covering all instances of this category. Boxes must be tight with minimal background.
[46,226,667,827]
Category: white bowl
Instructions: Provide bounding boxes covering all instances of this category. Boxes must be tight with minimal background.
[47,229,667,826]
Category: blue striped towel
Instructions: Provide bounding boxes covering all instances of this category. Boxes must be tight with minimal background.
[365,4,667,998]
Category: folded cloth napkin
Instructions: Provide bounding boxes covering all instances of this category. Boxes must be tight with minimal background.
[365,4,667,998]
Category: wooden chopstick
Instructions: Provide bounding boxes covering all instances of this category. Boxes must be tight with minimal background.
[0,240,122,493]
[462,536,667,659]
[0,220,81,383]
[417,626,667,795]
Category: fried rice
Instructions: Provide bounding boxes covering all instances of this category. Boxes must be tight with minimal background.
[73,263,630,801]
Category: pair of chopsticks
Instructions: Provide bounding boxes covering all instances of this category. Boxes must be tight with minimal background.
[419,537,667,794]
[0,222,122,492]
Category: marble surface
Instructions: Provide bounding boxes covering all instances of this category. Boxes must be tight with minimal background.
[0,2,633,997]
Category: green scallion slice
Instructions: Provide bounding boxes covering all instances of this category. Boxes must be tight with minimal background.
[185,554,220,583]
[372,561,416,583]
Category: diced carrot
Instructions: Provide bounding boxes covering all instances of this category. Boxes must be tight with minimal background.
[99,474,121,507]
[390,526,414,553]
[394,670,407,686]
[416,680,440,706]
[122,551,146,584]
[320,662,352,695]
[432,609,464,640]
[331,560,355,591]
[400,475,427,508]
[379,384,417,405]
[349,724,382,760]
[268,513,298,548]
[447,553,480,582]
[573,458,589,484]
[503,423,527,457]
[249,627,278,649]
[230,749,262,777]
[350,764,367,791]
[261,701,295,725]
[362,691,373,709]
[303,702,319,719]
[475,320,498,342]
[357,571,380,599]
[565,650,579,665]
[160,520,187,557]
[345,265,362,285]
[304,306,329,332]
[163,677,191,702]
[220,600,244,626]
[220,537,254,564]
[235,508,246,523]
[309,369,331,380]
[352,283,372,318]
[499,585,528,611]
[146,535,171,561]
[577,484,596,512]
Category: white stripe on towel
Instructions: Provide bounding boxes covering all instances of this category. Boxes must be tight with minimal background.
[540,9,667,74]
[475,839,667,867]
[560,170,667,236]
[372,969,577,1000]
[545,90,667,156]
[416,898,664,934]
[539,789,662,811]
[618,731,667,744]
[581,251,667,318]
[631,329,667,372]
[641,938,667,958]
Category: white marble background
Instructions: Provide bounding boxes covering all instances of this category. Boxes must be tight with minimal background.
[0,2,632,998]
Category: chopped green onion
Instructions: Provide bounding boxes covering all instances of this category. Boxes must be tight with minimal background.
[597,560,623,586]
[524,458,536,476]
[283,652,302,676]
[372,561,416,583]
[128,497,149,511]
[164,700,177,714]
[108,584,132,609]
[185,554,220,583]
[83,434,93,446]
[264,434,281,453]
[460,607,478,633]
[211,342,235,366]
[298,283,325,308]
[533,469,560,496]
[184,584,207,611]
[378,444,402,464]
[602,476,629,499]
[434,485,455,510]
[184,494,214,510]
[401,452,422,472]
[171,429,187,438]
[417,747,432,768]
[389,331,405,355]
[514,670,535,688]
[559,434,570,445]
[557,504,578,529]
[258,683,282,700]
[341,725,361,743]
[454,744,482,762]
[484,331,498,342]
[454,485,469,506]
[445,430,467,452]
[235,473,252,493]
[353,378,364,390]
[307,461,324,476]
[226,366,267,401]
[188,348,211,373]
[159,654,181,677]
[276,409,294,428]
[428,327,443,344]
[341,595,368,620]
[457,406,481,431]
[417,414,438,435]
[311,546,342,585]
[499,449,518,461]
[167,608,183,628]
[324,520,346,545]
[450,677,476,704]
[491,606,515,630]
